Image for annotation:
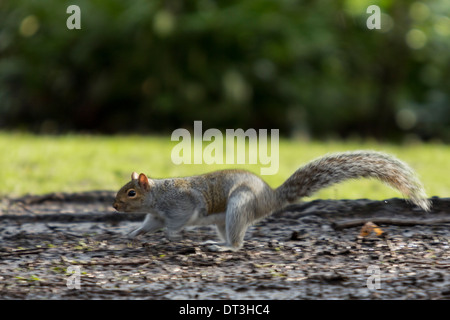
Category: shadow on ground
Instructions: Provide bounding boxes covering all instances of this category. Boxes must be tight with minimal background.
[0,192,449,299]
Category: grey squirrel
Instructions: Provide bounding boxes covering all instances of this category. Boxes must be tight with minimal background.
[113,150,431,250]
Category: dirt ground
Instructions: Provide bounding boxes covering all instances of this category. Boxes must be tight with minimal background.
[0,191,449,300]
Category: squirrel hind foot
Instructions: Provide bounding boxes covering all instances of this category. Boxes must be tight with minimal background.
[204,243,239,252]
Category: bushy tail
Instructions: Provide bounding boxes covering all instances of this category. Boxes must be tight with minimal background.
[275,151,431,211]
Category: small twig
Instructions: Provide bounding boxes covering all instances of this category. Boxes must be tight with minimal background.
[16,202,36,214]
[0,247,48,257]
[386,239,397,259]
[398,260,450,268]
[332,217,450,230]
[0,212,143,223]
[45,224,83,238]
[60,256,153,266]
[83,260,152,266]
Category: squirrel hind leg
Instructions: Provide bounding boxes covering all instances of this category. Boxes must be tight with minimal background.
[202,224,241,252]
[223,187,256,250]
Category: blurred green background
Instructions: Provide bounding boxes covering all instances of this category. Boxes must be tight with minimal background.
[1,0,449,141]
[0,0,449,198]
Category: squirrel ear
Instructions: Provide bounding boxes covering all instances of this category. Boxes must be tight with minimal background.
[138,173,151,191]
[131,172,139,181]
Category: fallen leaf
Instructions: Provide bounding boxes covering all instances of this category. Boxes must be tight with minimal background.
[360,221,384,237]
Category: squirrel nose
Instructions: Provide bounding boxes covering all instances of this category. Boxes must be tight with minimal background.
[113,203,119,210]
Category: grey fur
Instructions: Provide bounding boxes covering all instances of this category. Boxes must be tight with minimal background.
[114,150,431,250]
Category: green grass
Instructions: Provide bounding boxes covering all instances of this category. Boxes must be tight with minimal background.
[1,132,448,200]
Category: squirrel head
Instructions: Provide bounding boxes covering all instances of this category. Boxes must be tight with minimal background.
[113,172,154,212]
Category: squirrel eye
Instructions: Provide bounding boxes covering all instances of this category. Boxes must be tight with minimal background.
[127,190,136,197]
